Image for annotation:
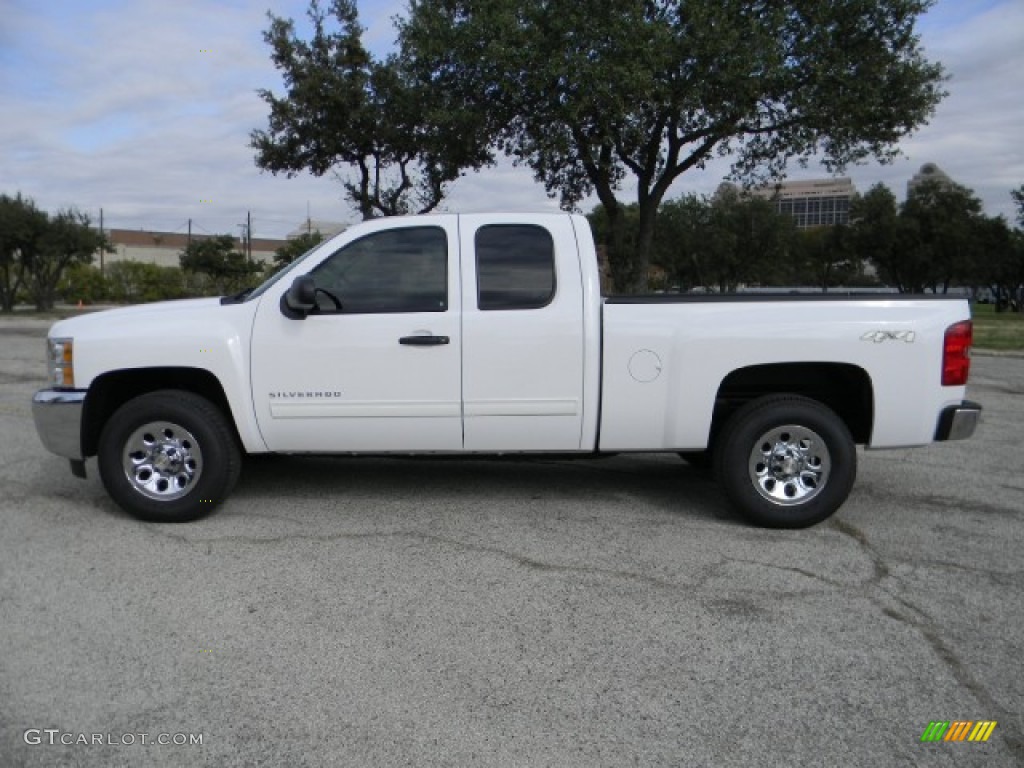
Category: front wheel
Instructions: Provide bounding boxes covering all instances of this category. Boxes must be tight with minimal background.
[98,390,241,522]
[714,395,856,528]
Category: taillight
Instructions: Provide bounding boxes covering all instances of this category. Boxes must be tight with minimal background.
[942,320,972,386]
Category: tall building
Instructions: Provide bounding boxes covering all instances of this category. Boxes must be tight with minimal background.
[907,163,954,197]
[751,178,856,229]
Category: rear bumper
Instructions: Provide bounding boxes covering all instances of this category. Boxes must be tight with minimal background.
[32,389,86,460]
[934,400,982,441]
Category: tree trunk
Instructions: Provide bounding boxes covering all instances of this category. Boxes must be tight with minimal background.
[631,202,659,295]
[604,204,632,294]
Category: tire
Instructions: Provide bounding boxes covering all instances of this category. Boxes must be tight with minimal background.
[713,395,856,528]
[98,390,241,523]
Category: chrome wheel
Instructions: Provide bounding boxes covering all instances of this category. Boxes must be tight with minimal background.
[122,421,203,501]
[748,424,830,506]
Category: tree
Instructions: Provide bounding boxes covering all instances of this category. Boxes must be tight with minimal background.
[631,189,798,293]
[857,179,986,294]
[1012,185,1024,226]
[0,193,48,312]
[974,215,1021,311]
[179,235,259,294]
[400,0,946,292]
[795,224,859,292]
[851,183,900,285]
[26,208,108,311]
[251,0,491,219]
[273,231,325,269]
[708,186,798,291]
[973,189,1024,313]
[901,178,982,293]
[649,195,709,291]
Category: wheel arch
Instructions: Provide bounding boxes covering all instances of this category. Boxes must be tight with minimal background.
[82,368,240,457]
[711,362,874,446]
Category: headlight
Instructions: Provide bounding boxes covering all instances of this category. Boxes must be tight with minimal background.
[47,337,75,388]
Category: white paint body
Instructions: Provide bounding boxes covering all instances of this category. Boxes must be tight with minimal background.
[50,212,972,456]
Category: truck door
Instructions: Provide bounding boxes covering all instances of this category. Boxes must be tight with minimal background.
[250,218,462,452]
[458,214,585,450]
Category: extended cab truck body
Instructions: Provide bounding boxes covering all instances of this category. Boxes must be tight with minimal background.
[32,213,981,527]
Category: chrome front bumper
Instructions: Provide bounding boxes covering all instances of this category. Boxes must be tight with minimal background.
[935,400,982,441]
[32,389,86,460]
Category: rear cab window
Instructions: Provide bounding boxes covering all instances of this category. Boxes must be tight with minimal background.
[475,225,556,310]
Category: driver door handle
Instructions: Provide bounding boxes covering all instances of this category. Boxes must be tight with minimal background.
[399,335,450,346]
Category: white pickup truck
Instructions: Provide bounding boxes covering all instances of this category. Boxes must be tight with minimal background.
[33,213,980,528]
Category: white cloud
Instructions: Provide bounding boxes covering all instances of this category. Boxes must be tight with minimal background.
[0,0,1021,242]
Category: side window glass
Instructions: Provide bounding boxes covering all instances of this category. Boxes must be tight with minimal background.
[476,225,556,310]
[310,227,447,314]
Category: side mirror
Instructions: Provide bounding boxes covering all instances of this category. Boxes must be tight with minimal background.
[281,275,317,319]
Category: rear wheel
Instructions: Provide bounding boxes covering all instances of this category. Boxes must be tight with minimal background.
[714,395,855,528]
[98,390,240,522]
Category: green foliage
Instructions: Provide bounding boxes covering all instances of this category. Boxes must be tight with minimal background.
[976,217,1023,312]
[794,225,860,292]
[901,179,983,292]
[851,184,899,268]
[974,185,1024,312]
[251,0,491,219]
[180,235,260,295]
[853,180,1007,295]
[274,231,324,269]
[635,189,801,293]
[703,187,799,292]
[400,0,946,292]
[1012,185,1024,227]
[0,193,50,311]
[106,262,188,303]
[1,194,114,311]
[60,263,110,304]
[648,195,709,291]
[30,208,109,311]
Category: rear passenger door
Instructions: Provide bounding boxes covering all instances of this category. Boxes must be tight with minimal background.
[459,214,585,450]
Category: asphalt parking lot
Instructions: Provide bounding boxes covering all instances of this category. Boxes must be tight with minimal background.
[1,316,1021,768]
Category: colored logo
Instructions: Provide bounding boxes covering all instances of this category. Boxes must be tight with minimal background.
[920,721,997,742]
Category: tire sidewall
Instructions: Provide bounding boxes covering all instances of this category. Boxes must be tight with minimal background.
[98,391,236,523]
[716,397,856,528]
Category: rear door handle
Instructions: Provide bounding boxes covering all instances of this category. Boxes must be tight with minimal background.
[399,335,450,346]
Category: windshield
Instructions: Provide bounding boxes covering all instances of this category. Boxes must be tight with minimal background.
[244,241,327,302]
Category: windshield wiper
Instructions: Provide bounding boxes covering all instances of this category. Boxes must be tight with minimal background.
[219,287,254,305]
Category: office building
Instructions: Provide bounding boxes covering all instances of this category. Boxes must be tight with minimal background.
[752,178,856,229]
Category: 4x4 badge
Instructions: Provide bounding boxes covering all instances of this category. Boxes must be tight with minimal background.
[861,330,916,343]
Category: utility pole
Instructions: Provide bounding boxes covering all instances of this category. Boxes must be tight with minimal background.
[238,222,248,259]
[99,208,105,276]
[247,210,252,265]
[187,219,192,249]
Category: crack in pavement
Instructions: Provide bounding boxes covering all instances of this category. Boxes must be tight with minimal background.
[899,557,1022,587]
[830,517,1023,761]
[717,556,849,590]
[134,513,1021,762]
[857,485,1022,520]
[141,526,688,592]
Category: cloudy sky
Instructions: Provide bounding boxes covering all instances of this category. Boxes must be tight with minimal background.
[1,0,1022,240]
